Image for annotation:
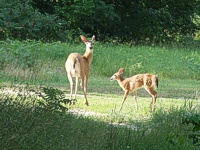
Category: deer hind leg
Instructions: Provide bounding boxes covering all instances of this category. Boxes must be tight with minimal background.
[119,90,129,111]
[67,73,74,101]
[146,87,157,112]
[133,91,138,110]
[71,77,79,104]
[82,75,89,106]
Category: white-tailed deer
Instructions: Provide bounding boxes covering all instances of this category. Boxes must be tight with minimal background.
[110,68,158,112]
[65,35,95,106]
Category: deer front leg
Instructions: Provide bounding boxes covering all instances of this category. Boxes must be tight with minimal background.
[119,90,129,111]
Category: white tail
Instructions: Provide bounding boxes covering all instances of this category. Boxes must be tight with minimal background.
[110,68,158,112]
[65,35,95,106]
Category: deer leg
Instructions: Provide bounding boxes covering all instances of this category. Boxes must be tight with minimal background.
[151,94,157,112]
[133,91,138,110]
[146,88,157,112]
[80,79,82,88]
[72,77,79,104]
[119,90,129,111]
[82,75,89,106]
[67,74,74,102]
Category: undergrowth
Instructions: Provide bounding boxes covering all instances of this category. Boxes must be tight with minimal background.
[0,85,199,149]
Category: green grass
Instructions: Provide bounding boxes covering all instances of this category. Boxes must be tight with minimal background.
[0,40,199,85]
[88,76,200,99]
[0,87,199,150]
[0,40,200,149]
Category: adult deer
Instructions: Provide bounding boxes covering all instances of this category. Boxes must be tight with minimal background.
[65,35,95,106]
[110,68,158,112]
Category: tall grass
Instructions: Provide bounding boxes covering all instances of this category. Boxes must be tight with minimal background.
[93,43,200,79]
[0,40,199,86]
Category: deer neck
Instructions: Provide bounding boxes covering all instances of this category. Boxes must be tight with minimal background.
[117,76,126,89]
[83,50,93,64]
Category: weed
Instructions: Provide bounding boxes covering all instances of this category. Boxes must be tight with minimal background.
[37,86,70,113]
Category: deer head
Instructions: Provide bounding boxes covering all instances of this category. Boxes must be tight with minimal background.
[81,35,95,53]
[110,68,124,80]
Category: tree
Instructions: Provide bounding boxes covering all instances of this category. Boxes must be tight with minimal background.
[1,0,199,44]
[0,0,66,41]
[104,0,200,44]
[54,0,119,40]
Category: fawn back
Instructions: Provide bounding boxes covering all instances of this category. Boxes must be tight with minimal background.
[110,68,158,112]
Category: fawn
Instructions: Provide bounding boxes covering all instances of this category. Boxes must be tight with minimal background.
[65,35,95,106]
[110,68,158,112]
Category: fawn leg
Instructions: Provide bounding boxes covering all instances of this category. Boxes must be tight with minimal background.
[119,90,129,111]
[146,88,157,112]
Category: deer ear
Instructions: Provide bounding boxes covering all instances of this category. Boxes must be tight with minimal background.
[80,35,87,42]
[118,68,124,75]
[91,35,95,41]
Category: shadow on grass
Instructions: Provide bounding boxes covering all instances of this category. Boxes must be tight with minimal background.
[0,87,199,150]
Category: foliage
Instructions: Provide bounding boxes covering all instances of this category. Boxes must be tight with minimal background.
[104,0,200,43]
[1,0,199,44]
[53,0,119,41]
[0,0,67,42]
[183,111,200,147]
[0,84,198,149]
[37,86,70,112]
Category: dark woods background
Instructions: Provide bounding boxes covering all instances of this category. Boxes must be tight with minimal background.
[0,0,200,45]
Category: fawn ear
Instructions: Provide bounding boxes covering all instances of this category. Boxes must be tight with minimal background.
[91,35,95,41]
[80,35,87,42]
[118,68,124,75]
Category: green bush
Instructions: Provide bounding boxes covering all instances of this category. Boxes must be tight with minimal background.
[1,0,199,44]
[0,0,67,41]
[37,86,70,113]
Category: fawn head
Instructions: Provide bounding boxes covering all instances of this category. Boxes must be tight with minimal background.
[110,68,124,80]
[80,35,95,52]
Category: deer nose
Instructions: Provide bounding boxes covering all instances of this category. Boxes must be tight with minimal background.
[89,47,93,49]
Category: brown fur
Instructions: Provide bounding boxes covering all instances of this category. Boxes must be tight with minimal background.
[110,68,158,112]
[65,35,95,106]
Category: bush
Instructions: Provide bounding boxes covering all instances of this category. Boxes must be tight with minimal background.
[0,0,67,42]
[37,86,70,113]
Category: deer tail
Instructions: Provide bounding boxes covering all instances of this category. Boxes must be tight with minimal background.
[152,75,158,89]
[71,58,78,75]
[155,75,158,88]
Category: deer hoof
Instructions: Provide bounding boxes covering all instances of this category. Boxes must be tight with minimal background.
[71,99,77,105]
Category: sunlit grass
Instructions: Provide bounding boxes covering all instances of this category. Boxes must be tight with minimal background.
[0,40,200,149]
[1,40,200,85]
[67,92,199,123]
[0,87,199,150]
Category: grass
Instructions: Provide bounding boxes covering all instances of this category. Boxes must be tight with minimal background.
[0,40,200,149]
[0,87,199,150]
[0,40,199,85]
